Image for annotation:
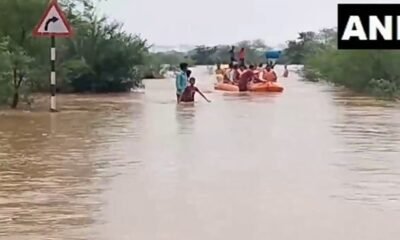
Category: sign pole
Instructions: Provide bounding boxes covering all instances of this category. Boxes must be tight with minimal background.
[50,36,57,112]
[32,0,73,112]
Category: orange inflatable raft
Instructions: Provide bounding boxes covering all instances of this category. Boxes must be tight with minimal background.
[214,83,239,92]
[214,82,284,92]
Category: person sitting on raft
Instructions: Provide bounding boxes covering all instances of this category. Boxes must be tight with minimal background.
[215,63,226,83]
[222,63,233,83]
[254,64,277,83]
[238,65,255,92]
[253,69,263,83]
[215,63,223,75]
[254,64,267,83]
[179,77,211,103]
[238,65,247,76]
[229,64,242,84]
[215,63,231,83]
[251,63,264,83]
[221,64,240,85]
[263,65,278,82]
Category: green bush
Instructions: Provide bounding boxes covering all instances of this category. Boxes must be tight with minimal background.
[367,78,399,99]
[284,28,400,98]
[0,0,154,107]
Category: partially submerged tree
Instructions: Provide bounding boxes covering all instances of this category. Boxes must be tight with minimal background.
[61,11,150,92]
[0,0,153,108]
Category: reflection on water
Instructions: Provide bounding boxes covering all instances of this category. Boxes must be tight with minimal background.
[0,99,143,240]
[0,66,400,239]
[175,104,196,135]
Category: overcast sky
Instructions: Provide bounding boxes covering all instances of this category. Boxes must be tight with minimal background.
[99,0,397,46]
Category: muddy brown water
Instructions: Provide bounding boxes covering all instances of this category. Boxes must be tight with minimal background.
[0,66,400,240]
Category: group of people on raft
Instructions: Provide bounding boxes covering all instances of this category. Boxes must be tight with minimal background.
[215,62,288,91]
[175,47,289,103]
[218,46,289,91]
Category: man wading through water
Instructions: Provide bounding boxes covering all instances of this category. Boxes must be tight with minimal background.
[176,63,188,103]
[179,77,211,103]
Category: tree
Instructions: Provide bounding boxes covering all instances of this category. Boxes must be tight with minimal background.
[0,0,49,60]
[251,39,268,50]
[298,31,317,43]
[282,30,330,64]
[0,0,43,108]
[190,45,218,65]
[0,38,34,108]
[61,13,150,92]
[0,0,154,108]
[289,28,400,98]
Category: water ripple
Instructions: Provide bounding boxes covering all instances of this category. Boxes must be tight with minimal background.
[331,94,400,210]
[1,66,400,239]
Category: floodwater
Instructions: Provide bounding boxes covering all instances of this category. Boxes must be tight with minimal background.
[0,66,400,240]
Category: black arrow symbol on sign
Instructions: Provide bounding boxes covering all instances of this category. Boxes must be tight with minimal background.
[44,16,59,31]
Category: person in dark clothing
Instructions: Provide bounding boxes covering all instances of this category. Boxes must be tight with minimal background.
[229,46,236,64]
[229,46,237,65]
[283,65,289,77]
[179,77,211,103]
[238,48,245,66]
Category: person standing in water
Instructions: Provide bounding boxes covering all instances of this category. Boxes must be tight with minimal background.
[238,48,245,67]
[229,46,236,65]
[179,77,211,103]
[283,65,289,78]
[176,63,188,103]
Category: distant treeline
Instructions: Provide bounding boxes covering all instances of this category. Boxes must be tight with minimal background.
[153,27,400,99]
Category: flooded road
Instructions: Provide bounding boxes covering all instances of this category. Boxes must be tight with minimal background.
[1,66,400,240]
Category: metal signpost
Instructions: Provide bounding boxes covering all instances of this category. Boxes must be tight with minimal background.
[32,0,73,112]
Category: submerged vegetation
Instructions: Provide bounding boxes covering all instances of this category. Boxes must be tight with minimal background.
[0,0,150,108]
[283,28,400,99]
[0,0,397,109]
